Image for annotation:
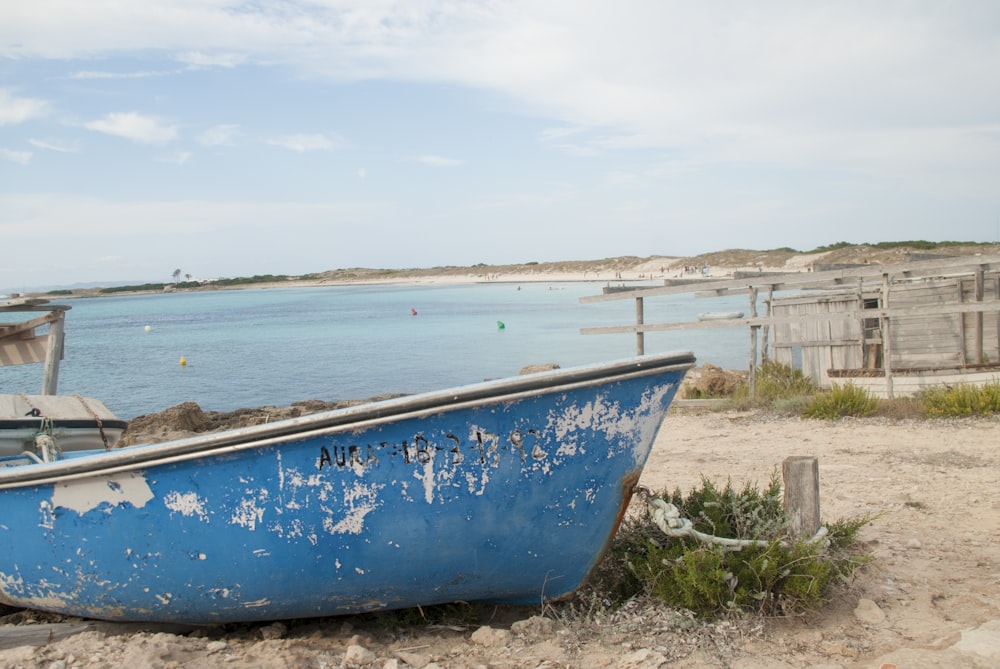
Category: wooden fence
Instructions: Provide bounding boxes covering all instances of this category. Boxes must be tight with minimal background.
[580,255,1000,398]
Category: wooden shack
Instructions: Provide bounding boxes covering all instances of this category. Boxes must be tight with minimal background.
[770,272,1000,395]
[581,255,1000,398]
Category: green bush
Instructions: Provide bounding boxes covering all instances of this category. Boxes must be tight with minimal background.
[801,383,878,419]
[579,477,873,617]
[730,361,817,408]
[918,381,1000,417]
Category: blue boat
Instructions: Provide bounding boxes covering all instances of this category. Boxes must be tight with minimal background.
[0,307,693,623]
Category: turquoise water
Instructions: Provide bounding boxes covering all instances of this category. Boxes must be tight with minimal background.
[3,283,748,418]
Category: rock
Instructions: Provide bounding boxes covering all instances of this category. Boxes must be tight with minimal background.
[519,363,561,375]
[395,650,430,668]
[205,640,228,653]
[684,363,746,398]
[343,644,377,667]
[259,622,286,640]
[854,598,887,625]
[510,615,560,639]
[954,619,1000,660]
[119,401,211,445]
[470,626,512,647]
[617,648,668,669]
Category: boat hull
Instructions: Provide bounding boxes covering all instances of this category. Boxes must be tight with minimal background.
[0,394,127,456]
[0,353,693,623]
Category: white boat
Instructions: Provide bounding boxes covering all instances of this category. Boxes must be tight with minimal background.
[697,311,745,321]
[1,299,128,460]
[0,393,127,457]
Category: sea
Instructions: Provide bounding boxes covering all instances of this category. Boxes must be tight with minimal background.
[3,283,749,419]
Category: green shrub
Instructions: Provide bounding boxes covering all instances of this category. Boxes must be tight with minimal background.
[918,381,1000,417]
[801,383,878,419]
[730,361,817,408]
[579,477,873,617]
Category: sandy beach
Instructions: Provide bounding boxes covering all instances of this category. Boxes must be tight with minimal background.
[2,408,997,668]
[4,245,999,667]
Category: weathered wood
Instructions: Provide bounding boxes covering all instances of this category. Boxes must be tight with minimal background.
[580,257,1000,396]
[580,300,1000,337]
[580,254,1000,303]
[782,456,821,538]
[761,285,773,363]
[42,311,65,395]
[0,620,197,650]
[975,266,984,364]
[635,296,644,356]
[748,288,758,399]
[883,273,894,399]
[0,623,95,649]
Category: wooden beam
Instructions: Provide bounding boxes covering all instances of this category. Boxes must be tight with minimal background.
[883,273,894,399]
[581,254,1000,303]
[975,266,985,364]
[42,311,65,394]
[580,300,1000,338]
[635,296,645,355]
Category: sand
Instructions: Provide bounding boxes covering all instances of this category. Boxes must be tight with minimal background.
[2,408,997,668]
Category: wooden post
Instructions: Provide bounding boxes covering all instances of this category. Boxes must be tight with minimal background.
[975,266,984,364]
[761,285,773,364]
[748,287,758,399]
[957,278,968,364]
[783,456,821,538]
[995,275,1000,361]
[635,296,645,356]
[882,273,894,399]
[856,277,866,368]
[42,311,65,395]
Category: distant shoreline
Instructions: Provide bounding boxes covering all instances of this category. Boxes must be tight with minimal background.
[17,242,1000,300]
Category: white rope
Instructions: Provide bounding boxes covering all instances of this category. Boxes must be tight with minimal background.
[637,487,828,550]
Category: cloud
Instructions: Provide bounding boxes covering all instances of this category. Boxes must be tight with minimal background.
[267,133,339,152]
[0,89,48,125]
[70,69,178,80]
[5,4,999,169]
[159,151,192,165]
[198,124,241,147]
[176,51,247,68]
[0,148,32,164]
[28,138,79,153]
[416,154,462,167]
[85,111,177,143]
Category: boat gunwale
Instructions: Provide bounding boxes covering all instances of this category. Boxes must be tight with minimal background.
[0,419,129,431]
[0,351,694,488]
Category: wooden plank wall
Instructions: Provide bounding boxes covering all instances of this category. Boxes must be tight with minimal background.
[770,273,1000,384]
[771,291,863,386]
[886,279,965,368]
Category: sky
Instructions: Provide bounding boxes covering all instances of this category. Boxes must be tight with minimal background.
[2,1,1000,289]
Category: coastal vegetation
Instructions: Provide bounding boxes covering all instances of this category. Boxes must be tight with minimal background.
[91,273,324,294]
[574,477,873,618]
[693,361,1000,419]
[28,240,999,298]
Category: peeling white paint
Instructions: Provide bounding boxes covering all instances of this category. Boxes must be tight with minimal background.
[415,449,437,504]
[163,491,210,522]
[230,497,266,531]
[242,598,270,608]
[51,472,154,515]
[321,481,382,535]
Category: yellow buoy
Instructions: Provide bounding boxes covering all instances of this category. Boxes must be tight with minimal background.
[179,356,187,366]
[144,325,152,333]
